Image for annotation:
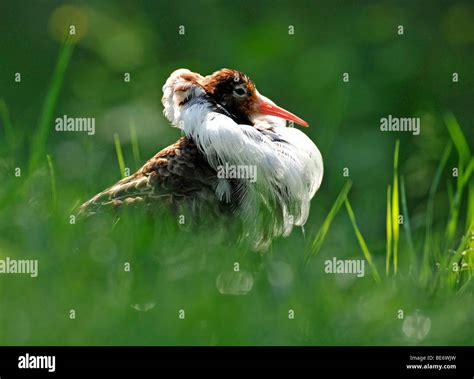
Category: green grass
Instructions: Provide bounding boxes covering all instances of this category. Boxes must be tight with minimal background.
[468,182,474,232]
[391,140,400,275]
[28,35,74,172]
[0,25,473,347]
[114,133,127,178]
[421,143,452,285]
[444,113,472,245]
[444,112,471,165]
[46,154,57,209]
[344,198,381,283]
[305,180,352,265]
[400,176,416,274]
[386,185,392,276]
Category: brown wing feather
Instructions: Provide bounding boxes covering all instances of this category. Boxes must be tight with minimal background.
[78,137,216,214]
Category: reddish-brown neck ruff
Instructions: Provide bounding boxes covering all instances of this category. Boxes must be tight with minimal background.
[200,68,259,125]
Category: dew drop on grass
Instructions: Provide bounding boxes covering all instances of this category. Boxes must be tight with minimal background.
[216,271,253,295]
[402,311,431,341]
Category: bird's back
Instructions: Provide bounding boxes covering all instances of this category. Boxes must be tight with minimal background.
[78,137,221,214]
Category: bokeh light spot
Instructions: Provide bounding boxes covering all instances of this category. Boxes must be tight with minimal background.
[49,5,88,43]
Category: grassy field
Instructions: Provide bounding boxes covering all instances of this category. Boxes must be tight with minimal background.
[0,1,473,346]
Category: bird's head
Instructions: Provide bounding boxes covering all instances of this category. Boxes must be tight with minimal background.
[200,68,308,127]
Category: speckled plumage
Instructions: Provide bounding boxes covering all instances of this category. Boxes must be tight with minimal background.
[79,137,220,213]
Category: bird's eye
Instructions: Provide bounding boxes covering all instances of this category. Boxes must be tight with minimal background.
[233,87,247,97]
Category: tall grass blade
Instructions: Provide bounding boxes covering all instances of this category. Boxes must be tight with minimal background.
[453,160,474,237]
[114,133,126,178]
[29,36,74,171]
[392,140,400,275]
[445,152,472,243]
[444,112,471,165]
[305,180,352,265]
[344,198,381,282]
[46,154,57,209]
[446,172,463,243]
[421,143,452,284]
[386,185,392,276]
[466,181,474,284]
[443,112,472,243]
[468,181,474,232]
[400,176,416,273]
[461,158,474,188]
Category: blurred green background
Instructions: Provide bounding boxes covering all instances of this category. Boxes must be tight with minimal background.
[0,0,473,345]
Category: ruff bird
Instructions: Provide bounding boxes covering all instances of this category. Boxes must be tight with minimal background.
[80,68,323,248]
